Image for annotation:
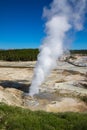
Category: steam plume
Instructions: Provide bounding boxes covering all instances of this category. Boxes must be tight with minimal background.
[29,0,87,96]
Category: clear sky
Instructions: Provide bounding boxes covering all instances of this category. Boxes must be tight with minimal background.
[0,0,87,50]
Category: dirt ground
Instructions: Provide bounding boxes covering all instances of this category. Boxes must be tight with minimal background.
[0,58,87,112]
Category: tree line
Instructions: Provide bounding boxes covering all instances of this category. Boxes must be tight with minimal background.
[0,49,87,61]
[0,49,39,61]
[70,49,87,55]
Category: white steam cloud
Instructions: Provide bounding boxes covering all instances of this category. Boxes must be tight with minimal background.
[29,0,87,96]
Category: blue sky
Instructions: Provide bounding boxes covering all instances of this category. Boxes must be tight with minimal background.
[0,0,87,50]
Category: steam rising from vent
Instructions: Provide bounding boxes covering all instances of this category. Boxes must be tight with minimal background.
[29,0,87,96]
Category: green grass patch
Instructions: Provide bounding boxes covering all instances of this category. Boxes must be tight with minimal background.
[0,103,87,130]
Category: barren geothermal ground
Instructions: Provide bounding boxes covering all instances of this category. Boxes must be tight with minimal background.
[0,55,87,113]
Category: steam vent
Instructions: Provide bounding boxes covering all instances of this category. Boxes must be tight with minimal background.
[0,55,87,112]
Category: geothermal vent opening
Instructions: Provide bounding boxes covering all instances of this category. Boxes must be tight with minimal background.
[29,0,87,96]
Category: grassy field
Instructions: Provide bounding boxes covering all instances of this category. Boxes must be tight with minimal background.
[0,103,87,130]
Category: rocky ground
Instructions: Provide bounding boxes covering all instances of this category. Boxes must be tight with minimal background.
[0,55,87,113]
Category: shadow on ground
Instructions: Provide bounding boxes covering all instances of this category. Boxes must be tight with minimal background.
[0,80,30,93]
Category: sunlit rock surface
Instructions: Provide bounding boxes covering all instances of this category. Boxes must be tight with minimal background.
[0,56,87,112]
